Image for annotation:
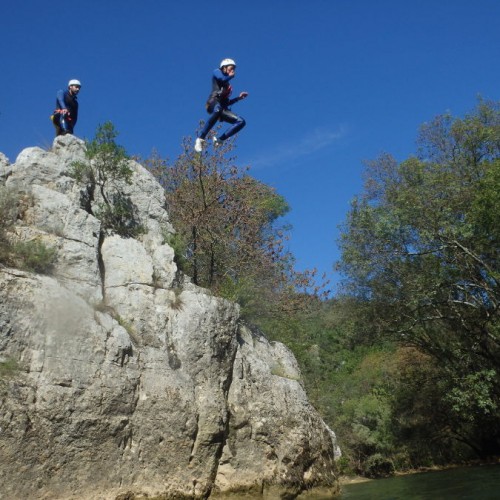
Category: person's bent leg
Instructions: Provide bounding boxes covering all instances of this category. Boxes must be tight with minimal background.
[218,109,246,141]
[199,104,222,140]
[59,115,72,135]
[51,114,62,136]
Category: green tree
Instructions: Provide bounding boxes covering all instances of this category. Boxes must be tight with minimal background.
[338,100,500,457]
[71,122,143,237]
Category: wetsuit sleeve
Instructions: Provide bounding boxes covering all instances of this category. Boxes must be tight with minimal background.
[56,90,67,109]
[213,68,234,83]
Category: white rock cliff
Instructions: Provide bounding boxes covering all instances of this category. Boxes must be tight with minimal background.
[0,135,339,499]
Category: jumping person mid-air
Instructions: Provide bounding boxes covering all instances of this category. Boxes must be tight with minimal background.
[194,59,248,153]
[51,79,81,136]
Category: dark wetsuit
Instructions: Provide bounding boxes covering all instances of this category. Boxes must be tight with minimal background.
[53,89,79,135]
[199,68,245,141]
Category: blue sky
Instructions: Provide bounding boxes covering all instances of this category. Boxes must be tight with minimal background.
[2,0,499,293]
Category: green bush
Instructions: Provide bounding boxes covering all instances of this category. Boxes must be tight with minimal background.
[362,453,395,478]
[0,187,19,231]
[163,232,188,272]
[95,194,145,238]
[336,456,355,476]
[12,239,57,273]
[0,358,19,379]
[0,187,56,273]
[0,186,20,264]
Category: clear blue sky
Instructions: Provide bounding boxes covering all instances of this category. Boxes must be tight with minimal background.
[2,1,499,293]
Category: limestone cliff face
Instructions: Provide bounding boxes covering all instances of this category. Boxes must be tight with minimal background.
[0,136,339,500]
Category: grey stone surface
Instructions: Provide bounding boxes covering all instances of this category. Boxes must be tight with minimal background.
[0,136,339,499]
[0,152,10,184]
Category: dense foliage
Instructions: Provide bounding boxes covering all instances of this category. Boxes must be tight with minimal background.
[334,99,500,469]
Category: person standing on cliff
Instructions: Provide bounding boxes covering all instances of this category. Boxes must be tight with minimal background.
[51,79,81,136]
[194,59,248,153]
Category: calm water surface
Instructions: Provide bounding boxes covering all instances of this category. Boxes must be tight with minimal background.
[340,464,500,499]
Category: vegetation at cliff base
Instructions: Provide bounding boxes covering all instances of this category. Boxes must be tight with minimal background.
[333,99,500,471]
[287,99,500,476]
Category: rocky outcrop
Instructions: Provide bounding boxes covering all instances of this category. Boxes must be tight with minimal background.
[0,135,339,499]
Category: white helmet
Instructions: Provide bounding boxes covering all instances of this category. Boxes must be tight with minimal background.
[220,58,236,69]
[68,79,81,87]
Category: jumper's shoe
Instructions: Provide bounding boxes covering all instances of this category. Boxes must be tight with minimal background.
[194,138,205,153]
[213,136,223,148]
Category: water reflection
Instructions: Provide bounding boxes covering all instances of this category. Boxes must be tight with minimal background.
[340,464,500,500]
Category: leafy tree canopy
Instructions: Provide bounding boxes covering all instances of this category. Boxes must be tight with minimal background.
[338,99,500,454]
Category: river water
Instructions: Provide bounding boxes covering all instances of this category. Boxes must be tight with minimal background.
[340,464,500,499]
